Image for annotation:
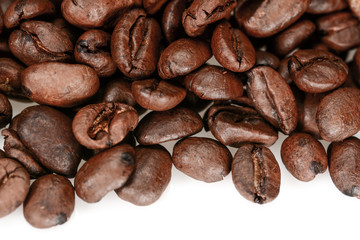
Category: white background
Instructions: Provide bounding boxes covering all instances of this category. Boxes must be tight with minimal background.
[0,98,360,240]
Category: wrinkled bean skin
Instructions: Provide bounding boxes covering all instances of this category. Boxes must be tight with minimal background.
[111,9,161,79]
[72,102,139,150]
[158,38,212,79]
[132,79,186,111]
[135,107,203,145]
[103,78,137,107]
[235,0,310,38]
[23,174,75,228]
[75,30,117,78]
[0,93,12,128]
[172,137,232,183]
[247,66,298,135]
[61,0,142,29]
[184,65,243,100]
[182,0,237,37]
[289,49,348,93]
[211,20,255,72]
[0,58,25,98]
[21,62,100,107]
[116,145,172,206]
[307,0,347,14]
[4,0,55,29]
[255,51,280,69]
[75,145,135,203]
[207,104,278,147]
[316,88,360,142]
[143,0,168,14]
[9,21,73,66]
[0,158,30,218]
[328,137,360,197]
[232,143,281,204]
[16,105,82,177]
[281,133,327,182]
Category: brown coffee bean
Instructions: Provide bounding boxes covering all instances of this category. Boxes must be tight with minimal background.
[347,0,360,20]
[75,29,117,78]
[158,38,212,79]
[135,107,203,145]
[61,0,141,29]
[0,58,25,98]
[182,0,237,37]
[247,66,298,135]
[271,20,316,56]
[143,0,168,14]
[307,0,347,14]
[211,20,255,72]
[116,145,172,206]
[317,12,360,51]
[21,62,99,107]
[172,137,232,183]
[255,51,280,69]
[23,174,75,228]
[0,158,30,218]
[281,133,327,182]
[328,137,360,197]
[103,78,137,107]
[235,0,310,38]
[72,102,138,150]
[0,93,11,127]
[232,143,281,204]
[289,49,348,93]
[132,79,186,111]
[4,0,55,29]
[207,103,278,147]
[75,144,135,203]
[278,57,292,84]
[316,87,360,142]
[111,9,161,79]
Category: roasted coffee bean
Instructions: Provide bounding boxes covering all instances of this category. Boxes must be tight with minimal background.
[143,0,168,14]
[172,137,231,183]
[235,0,310,38]
[347,0,360,20]
[0,93,12,128]
[307,0,347,14]
[289,49,348,93]
[51,18,81,44]
[211,20,255,72]
[328,137,360,198]
[158,38,212,79]
[255,51,280,69]
[232,143,281,204]
[317,12,360,51]
[247,66,298,135]
[135,107,203,145]
[61,0,141,29]
[281,133,327,182]
[132,79,186,111]
[182,0,237,37]
[116,145,172,206]
[278,57,292,84]
[207,104,278,147]
[184,65,243,100]
[0,58,25,98]
[75,144,135,203]
[0,158,30,218]
[72,102,138,150]
[23,174,75,228]
[111,9,161,79]
[103,78,137,107]
[271,20,316,56]
[75,29,117,78]
[21,62,99,107]
[316,87,360,142]
[4,0,55,29]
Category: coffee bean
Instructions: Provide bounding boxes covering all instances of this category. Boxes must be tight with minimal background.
[72,102,138,150]
[0,158,30,218]
[255,51,280,69]
[0,93,12,128]
[172,137,232,183]
[246,66,298,135]
[23,174,75,228]
[307,0,347,14]
[143,0,168,14]
[232,143,281,204]
[281,133,327,182]
[278,57,292,84]
[116,145,172,206]
[75,144,135,203]
[135,107,203,145]
[158,38,212,79]
[21,62,99,107]
[103,78,137,107]
[316,87,360,142]
[0,58,25,98]
[111,8,161,79]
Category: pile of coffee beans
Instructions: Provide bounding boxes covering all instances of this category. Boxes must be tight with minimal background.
[1,0,360,229]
